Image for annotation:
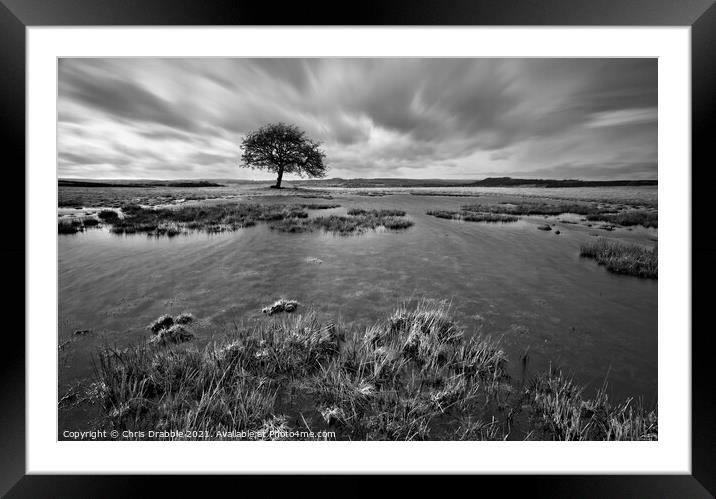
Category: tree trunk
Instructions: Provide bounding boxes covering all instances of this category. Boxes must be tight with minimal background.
[274,167,284,189]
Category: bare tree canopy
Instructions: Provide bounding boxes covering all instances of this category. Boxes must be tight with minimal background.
[239,122,327,188]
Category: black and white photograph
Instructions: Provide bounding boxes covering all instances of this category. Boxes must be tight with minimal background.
[56,57,659,442]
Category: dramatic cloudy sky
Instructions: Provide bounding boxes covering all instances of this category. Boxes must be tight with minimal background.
[58,58,657,180]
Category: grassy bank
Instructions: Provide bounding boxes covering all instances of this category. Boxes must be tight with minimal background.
[58,217,100,234]
[58,185,240,208]
[58,219,84,234]
[461,201,608,216]
[98,203,343,236]
[86,302,656,441]
[580,238,658,279]
[427,210,519,223]
[347,208,406,217]
[586,210,658,228]
[270,208,413,234]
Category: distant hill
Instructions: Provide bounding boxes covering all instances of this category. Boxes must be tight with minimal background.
[58,179,225,188]
[466,177,658,188]
[295,177,657,188]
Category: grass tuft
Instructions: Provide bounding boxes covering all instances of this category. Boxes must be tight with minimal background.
[98,210,120,221]
[271,213,413,234]
[262,299,300,315]
[82,217,101,227]
[149,314,174,334]
[147,313,196,344]
[58,219,84,234]
[580,238,657,278]
[526,370,657,441]
[586,210,657,228]
[297,203,341,210]
[175,312,195,325]
[347,208,407,217]
[150,324,194,345]
[461,201,605,216]
[427,210,518,223]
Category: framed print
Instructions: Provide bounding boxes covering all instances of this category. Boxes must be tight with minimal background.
[3,0,714,495]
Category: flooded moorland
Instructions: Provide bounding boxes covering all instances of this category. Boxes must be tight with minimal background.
[58,183,657,440]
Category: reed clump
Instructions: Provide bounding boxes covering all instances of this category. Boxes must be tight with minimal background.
[270,209,413,234]
[580,238,657,278]
[586,210,658,228]
[427,210,518,223]
[461,201,607,216]
[525,370,658,441]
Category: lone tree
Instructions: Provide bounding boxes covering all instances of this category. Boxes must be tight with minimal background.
[239,122,327,189]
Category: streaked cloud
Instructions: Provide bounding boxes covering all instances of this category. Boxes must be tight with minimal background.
[585,108,657,128]
[58,58,657,180]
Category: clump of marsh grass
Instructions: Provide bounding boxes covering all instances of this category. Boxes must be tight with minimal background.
[297,203,341,210]
[586,209,658,228]
[98,210,119,221]
[461,201,608,216]
[299,301,510,439]
[58,219,84,234]
[262,299,299,315]
[381,216,414,230]
[427,210,518,223]
[525,370,657,441]
[580,238,657,278]
[462,212,518,223]
[81,217,100,227]
[175,312,195,325]
[147,312,197,344]
[347,208,406,217]
[271,212,414,234]
[150,324,194,345]
[95,344,277,437]
[311,215,367,234]
[320,209,412,234]
[149,314,175,333]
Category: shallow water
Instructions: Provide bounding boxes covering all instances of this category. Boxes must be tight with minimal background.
[58,191,658,430]
[329,185,658,206]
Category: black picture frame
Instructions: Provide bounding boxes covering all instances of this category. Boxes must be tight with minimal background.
[2,0,714,495]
